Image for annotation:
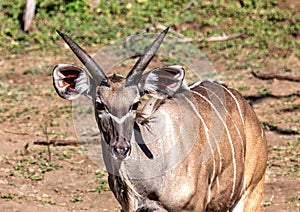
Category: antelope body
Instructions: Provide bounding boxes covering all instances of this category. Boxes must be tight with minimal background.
[53,28,268,211]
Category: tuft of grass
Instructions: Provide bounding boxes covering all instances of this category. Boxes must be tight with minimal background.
[263,194,274,207]
[257,87,272,96]
[9,148,62,181]
[89,170,109,193]
[238,85,251,92]
[1,193,15,200]
[286,195,300,203]
[268,140,300,179]
[70,196,83,203]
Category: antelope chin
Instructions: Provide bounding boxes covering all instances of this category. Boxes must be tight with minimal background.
[111,149,131,161]
[115,153,130,161]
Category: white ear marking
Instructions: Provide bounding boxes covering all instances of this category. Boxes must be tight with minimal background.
[75,71,90,94]
[139,65,185,98]
[144,72,159,92]
[52,64,91,100]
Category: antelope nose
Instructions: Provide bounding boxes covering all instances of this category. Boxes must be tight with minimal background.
[113,136,131,159]
[113,146,130,156]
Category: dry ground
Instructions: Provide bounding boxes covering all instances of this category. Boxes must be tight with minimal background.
[0,49,299,212]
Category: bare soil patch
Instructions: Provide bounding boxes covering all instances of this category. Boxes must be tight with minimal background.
[0,49,299,211]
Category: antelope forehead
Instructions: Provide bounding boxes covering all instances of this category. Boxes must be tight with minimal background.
[98,84,139,101]
[97,85,140,116]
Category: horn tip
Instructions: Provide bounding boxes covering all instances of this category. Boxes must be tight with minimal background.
[56,30,62,35]
[56,30,68,40]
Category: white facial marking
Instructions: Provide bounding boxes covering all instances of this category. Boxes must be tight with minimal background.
[109,113,132,124]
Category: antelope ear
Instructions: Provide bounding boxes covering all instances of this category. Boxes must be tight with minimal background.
[52,64,91,100]
[139,65,185,99]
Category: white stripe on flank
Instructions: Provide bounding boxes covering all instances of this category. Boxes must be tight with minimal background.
[189,80,203,89]
[198,86,224,175]
[198,85,245,168]
[182,95,216,191]
[218,84,244,125]
[216,176,220,188]
[191,90,237,201]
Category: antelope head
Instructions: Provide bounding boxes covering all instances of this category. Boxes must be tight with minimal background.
[53,28,185,160]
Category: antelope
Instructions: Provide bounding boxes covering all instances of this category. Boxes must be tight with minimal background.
[52,28,268,211]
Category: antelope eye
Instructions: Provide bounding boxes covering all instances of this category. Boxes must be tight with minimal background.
[95,101,106,111]
[130,101,140,111]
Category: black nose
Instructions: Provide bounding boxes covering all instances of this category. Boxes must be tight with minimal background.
[113,146,130,156]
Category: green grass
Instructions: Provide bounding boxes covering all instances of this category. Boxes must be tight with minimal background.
[4,147,88,182]
[0,0,299,64]
[0,193,15,200]
[10,155,61,181]
[263,194,274,207]
[286,195,300,203]
[93,170,109,193]
[268,140,300,179]
[237,85,251,92]
[70,195,83,203]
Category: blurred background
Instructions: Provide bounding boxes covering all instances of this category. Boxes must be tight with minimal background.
[0,0,299,211]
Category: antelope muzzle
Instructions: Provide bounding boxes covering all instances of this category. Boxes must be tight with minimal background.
[112,136,131,160]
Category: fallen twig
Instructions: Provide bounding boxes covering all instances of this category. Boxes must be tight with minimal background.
[180,0,195,13]
[144,23,244,43]
[252,71,300,82]
[144,23,193,41]
[261,121,300,135]
[4,130,29,135]
[245,93,300,104]
[206,32,245,42]
[34,139,79,146]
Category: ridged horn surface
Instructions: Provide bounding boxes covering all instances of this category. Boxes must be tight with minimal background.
[125,27,169,86]
[56,30,109,86]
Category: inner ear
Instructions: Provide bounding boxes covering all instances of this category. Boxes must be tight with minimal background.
[53,64,91,100]
[56,69,80,91]
[139,65,185,99]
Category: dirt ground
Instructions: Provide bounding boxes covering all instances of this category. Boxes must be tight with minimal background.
[1,0,300,210]
[0,44,299,212]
